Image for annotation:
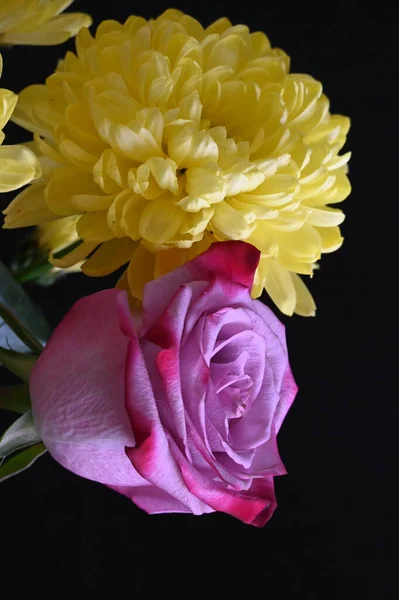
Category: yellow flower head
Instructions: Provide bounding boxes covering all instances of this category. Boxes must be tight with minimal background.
[0,53,41,192]
[0,0,92,46]
[3,9,351,315]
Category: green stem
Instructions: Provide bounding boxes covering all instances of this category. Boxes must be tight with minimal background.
[14,260,53,284]
[0,384,30,414]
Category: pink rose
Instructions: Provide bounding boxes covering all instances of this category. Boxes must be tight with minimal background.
[30,242,297,526]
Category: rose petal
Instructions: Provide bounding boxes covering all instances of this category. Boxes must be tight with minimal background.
[228,354,281,451]
[48,442,148,488]
[244,306,290,392]
[210,351,250,394]
[170,438,276,527]
[197,306,252,362]
[244,477,278,527]
[185,410,249,490]
[137,339,182,449]
[179,331,211,449]
[123,328,211,515]
[243,430,287,476]
[207,419,256,470]
[144,284,205,458]
[145,282,202,348]
[251,300,288,352]
[183,278,252,345]
[211,325,266,409]
[142,241,259,329]
[187,240,260,289]
[30,290,144,487]
[204,379,229,442]
[109,484,210,515]
[273,364,298,433]
[228,390,280,450]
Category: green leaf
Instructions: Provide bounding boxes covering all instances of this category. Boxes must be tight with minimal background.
[0,303,43,354]
[0,348,37,381]
[0,383,31,414]
[0,443,46,483]
[0,410,41,462]
[0,259,51,353]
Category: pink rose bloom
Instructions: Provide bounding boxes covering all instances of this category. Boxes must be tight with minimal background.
[30,242,297,526]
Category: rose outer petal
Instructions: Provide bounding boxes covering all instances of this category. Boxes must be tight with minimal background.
[30,290,145,488]
[273,363,298,433]
[187,241,260,289]
[142,241,260,330]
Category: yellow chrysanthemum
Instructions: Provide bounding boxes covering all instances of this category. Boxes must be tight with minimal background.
[0,0,91,46]
[0,53,41,192]
[3,9,351,315]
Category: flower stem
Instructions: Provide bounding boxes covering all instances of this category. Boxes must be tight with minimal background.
[13,260,53,284]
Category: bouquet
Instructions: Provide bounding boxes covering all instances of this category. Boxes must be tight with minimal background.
[0,3,350,526]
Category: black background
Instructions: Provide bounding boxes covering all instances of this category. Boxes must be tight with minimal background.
[0,1,395,597]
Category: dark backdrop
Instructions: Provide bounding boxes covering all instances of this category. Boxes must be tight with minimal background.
[0,1,395,597]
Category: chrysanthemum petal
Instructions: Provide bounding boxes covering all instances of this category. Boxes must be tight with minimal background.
[304,172,351,207]
[0,89,17,130]
[0,3,92,46]
[185,165,226,203]
[50,240,97,268]
[264,261,296,316]
[38,215,79,254]
[82,238,136,276]
[139,197,185,244]
[212,201,254,239]
[291,273,316,317]
[77,211,115,243]
[71,193,116,212]
[3,180,55,227]
[273,225,322,261]
[278,256,314,275]
[317,226,344,253]
[306,206,345,227]
[11,85,53,138]
[0,144,41,192]
[127,244,156,300]
[119,192,148,240]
